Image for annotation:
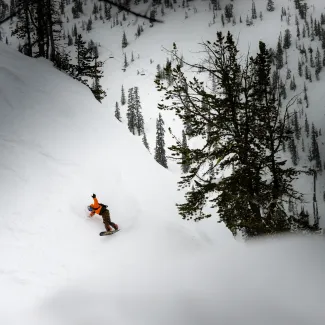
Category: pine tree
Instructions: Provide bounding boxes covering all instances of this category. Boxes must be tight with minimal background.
[87,17,92,31]
[156,33,302,236]
[315,47,322,80]
[71,34,93,79]
[310,123,322,171]
[293,110,301,140]
[224,3,233,22]
[296,24,300,39]
[126,87,136,134]
[305,114,310,137]
[154,113,168,168]
[289,138,299,166]
[122,30,128,48]
[267,0,275,12]
[131,51,134,62]
[121,85,126,105]
[304,82,309,108]
[142,130,150,152]
[221,13,225,27]
[251,0,257,20]
[302,24,306,38]
[276,35,284,69]
[283,29,292,49]
[181,130,190,173]
[115,102,121,121]
[290,75,297,91]
[298,59,302,77]
[123,52,128,68]
[133,87,144,136]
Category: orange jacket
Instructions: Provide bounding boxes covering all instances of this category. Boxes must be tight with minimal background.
[89,197,103,216]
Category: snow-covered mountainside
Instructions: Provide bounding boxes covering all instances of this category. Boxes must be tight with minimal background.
[0,0,325,324]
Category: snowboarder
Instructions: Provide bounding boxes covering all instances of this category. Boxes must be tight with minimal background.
[88,194,119,232]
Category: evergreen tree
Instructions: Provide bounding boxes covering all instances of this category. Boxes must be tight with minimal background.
[126,87,136,134]
[224,3,233,22]
[302,24,306,38]
[276,35,284,69]
[315,47,322,80]
[68,33,73,46]
[251,0,257,20]
[115,102,121,122]
[122,30,128,48]
[283,29,292,49]
[121,85,126,105]
[309,123,322,171]
[288,138,299,166]
[305,114,310,137]
[87,17,92,32]
[298,59,302,77]
[154,113,168,168]
[123,52,128,68]
[221,13,225,27]
[71,34,93,79]
[266,0,275,12]
[309,47,315,68]
[290,75,297,91]
[293,110,301,140]
[133,87,144,136]
[303,82,309,108]
[296,24,300,39]
[12,0,33,57]
[156,33,302,237]
[181,130,190,173]
[142,130,150,152]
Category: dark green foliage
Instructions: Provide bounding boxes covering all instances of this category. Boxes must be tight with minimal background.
[298,59,303,77]
[122,30,128,48]
[293,110,301,140]
[142,130,150,152]
[283,29,292,49]
[127,87,136,134]
[303,82,309,108]
[121,85,126,105]
[87,17,92,31]
[290,75,297,91]
[251,0,257,19]
[289,138,299,166]
[224,3,233,22]
[276,35,284,69]
[181,130,190,173]
[315,47,322,80]
[123,52,128,68]
[309,123,322,171]
[133,87,144,136]
[115,102,121,122]
[154,113,168,168]
[156,33,302,237]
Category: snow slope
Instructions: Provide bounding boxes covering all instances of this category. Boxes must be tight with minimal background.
[0,34,325,325]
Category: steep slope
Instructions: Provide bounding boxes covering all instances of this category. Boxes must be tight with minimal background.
[0,42,231,323]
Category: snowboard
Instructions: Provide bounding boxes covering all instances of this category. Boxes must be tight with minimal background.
[99,229,120,236]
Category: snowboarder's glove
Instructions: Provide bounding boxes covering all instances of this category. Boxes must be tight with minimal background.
[92,193,96,198]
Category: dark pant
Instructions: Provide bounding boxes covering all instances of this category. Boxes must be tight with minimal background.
[101,210,118,231]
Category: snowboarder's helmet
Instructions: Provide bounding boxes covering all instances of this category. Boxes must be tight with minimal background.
[88,206,93,211]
